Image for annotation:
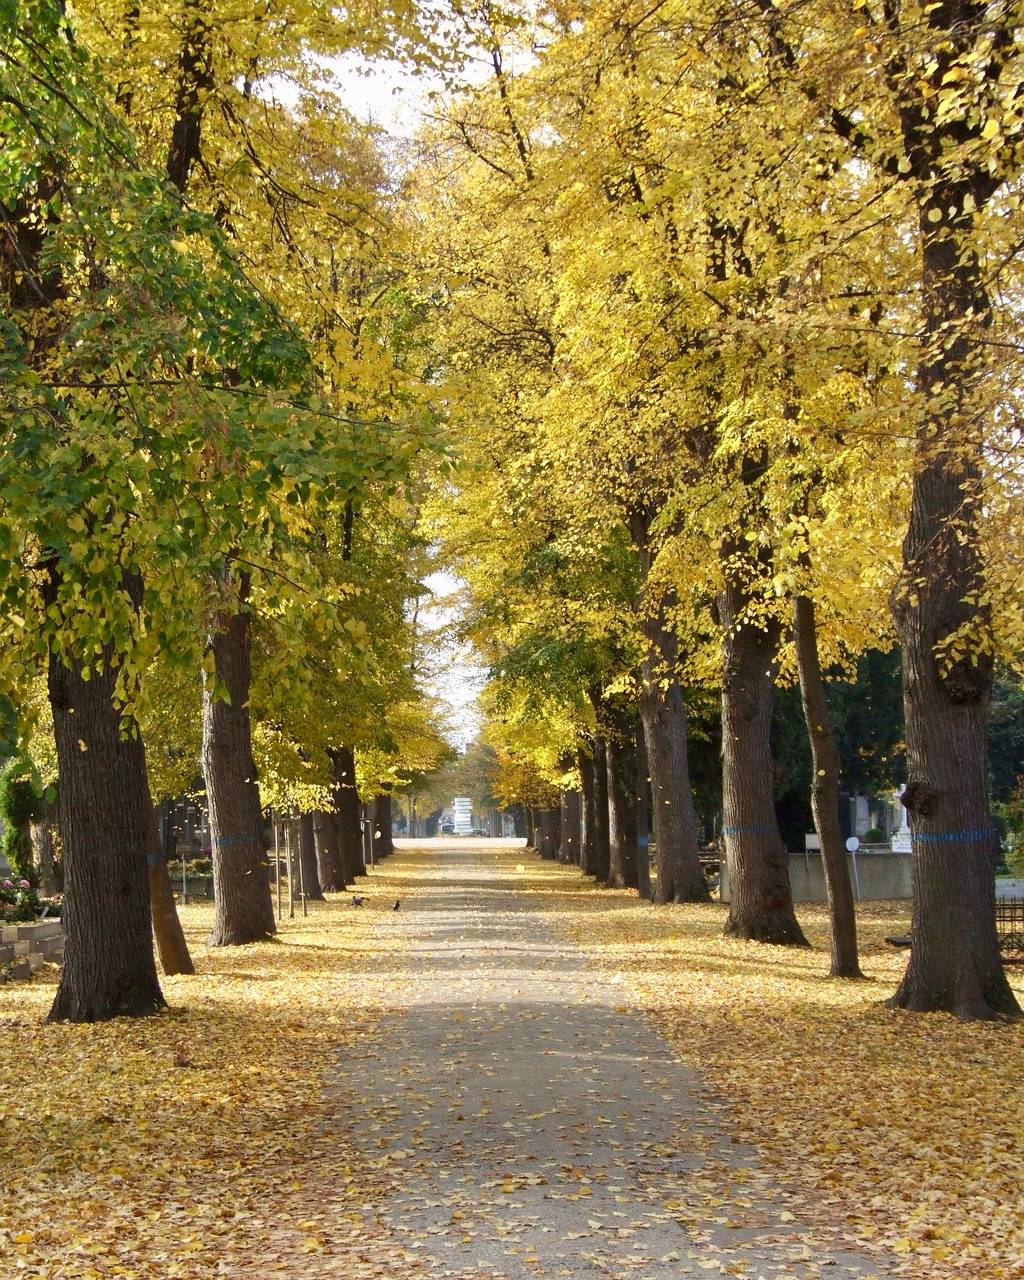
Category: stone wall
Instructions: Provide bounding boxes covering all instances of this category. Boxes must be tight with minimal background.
[720,846,912,903]
[0,919,63,981]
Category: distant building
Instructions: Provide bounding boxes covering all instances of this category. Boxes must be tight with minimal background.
[453,797,473,835]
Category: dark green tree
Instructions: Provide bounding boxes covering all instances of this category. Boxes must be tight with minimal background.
[0,763,48,886]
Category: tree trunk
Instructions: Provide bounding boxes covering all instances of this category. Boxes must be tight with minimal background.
[719,564,807,945]
[635,730,653,901]
[638,632,710,903]
[628,508,708,902]
[889,642,1008,1016]
[606,732,639,889]
[319,748,353,883]
[201,596,276,947]
[883,76,1020,1015]
[47,645,165,1021]
[525,807,537,850]
[332,745,365,881]
[313,810,342,892]
[143,758,195,977]
[165,1,213,196]
[793,594,861,978]
[373,793,395,860]
[32,815,61,896]
[579,750,598,876]
[887,225,1014,1013]
[593,736,612,884]
[538,806,561,859]
[559,787,582,864]
[298,811,324,900]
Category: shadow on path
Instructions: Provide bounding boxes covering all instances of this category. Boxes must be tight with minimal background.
[328,842,892,1280]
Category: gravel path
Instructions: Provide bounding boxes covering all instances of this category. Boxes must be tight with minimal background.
[329,841,892,1280]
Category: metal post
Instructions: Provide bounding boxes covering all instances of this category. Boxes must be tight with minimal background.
[846,835,862,903]
[362,804,374,869]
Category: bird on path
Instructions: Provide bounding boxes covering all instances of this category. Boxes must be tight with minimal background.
[350,896,365,907]
[392,899,401,911]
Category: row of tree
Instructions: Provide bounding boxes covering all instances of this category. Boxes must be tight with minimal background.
[410,0,1024,1019]
[5,0,1023,1025]
[0,0,454,1020]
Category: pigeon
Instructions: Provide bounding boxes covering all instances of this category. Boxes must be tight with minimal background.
[350,896,365,907]
[392,899,401,911]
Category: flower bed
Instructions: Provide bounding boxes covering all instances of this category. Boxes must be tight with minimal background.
[1,879,61,924]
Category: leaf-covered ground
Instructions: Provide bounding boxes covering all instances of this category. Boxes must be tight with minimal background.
[317,842,900,1280]
[553,872,1024,1280]
[2,842,1022,1279]
[0,894,415,1278]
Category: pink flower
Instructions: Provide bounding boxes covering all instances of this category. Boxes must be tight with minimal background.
[2,880,11,889]
[18,880,30,888]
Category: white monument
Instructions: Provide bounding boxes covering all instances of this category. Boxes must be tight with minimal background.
[891,786,912,853]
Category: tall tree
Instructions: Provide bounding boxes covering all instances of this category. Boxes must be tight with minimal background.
[0,0,319,1015]
[81,0,446,941]
[718,0,1024,1012]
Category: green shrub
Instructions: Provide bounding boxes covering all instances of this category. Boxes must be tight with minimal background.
[166,858,213,879]
[996,778,1024,878]
[862,827,886,843]
[0,763,48,887]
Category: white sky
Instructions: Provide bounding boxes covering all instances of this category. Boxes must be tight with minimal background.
[330,52,438,134]
[320,62,490,749]
[417,572,486,751]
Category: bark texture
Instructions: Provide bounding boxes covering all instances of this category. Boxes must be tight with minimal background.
[32,817,61,896]
[144,779,195,977]
[373,793,395,860]
[313,810,343,892]
[635,730,653,901]
[165,2,213,195]
[719,561,807,945]
[888,293,1014,1015]
[559,788,582,865]
[579,751,599,877]
[335,758,366,881]
[47,647,165,1021]
[638,617,710,903]
[793,594,861,978]
[606,731,639,889]
[592,736,612,884]
[298,811,324,900]
[537,807,561,860]
[628,507,709,904]
[202,600,276,946]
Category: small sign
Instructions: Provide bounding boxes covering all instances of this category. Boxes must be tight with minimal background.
[846,836,861,853]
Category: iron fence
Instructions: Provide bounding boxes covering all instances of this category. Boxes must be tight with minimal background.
[996,898,1024,961]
